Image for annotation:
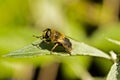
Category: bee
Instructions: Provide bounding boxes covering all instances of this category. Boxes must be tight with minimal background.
[33,28,72,55]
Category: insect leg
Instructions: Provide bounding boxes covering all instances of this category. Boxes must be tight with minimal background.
[50,43,59,54]
[68,51,72,56]
[33,35,42,39]
[65,49,71,56]
[32,43,40,49]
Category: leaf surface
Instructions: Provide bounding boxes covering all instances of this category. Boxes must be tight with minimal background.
[4,39,110,59]
[107,62,120,80]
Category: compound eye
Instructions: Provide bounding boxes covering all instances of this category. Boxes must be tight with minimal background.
[45,30,51,39]
[47,30,51,36]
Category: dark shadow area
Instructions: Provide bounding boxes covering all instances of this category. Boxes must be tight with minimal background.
[89,58,107,77]
[56,63,64,80]
[56,63,80,80]
[89,61,103,77]
[39,41,67,53]
[88,0,103,4]
[118,9,120,21]
[32,66,40,80]
[83,23,98,37]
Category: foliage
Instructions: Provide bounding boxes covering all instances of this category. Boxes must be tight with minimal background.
[4,38,110,59]
[0,0,120,80]
[106,39,120,80]
[3,37,111,80]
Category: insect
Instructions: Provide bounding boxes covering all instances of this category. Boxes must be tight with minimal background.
[33,28,72,55]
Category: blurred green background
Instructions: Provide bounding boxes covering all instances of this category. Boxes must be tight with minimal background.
[0,0,120,80]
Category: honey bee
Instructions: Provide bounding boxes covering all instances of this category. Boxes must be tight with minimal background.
[33,28,72,55]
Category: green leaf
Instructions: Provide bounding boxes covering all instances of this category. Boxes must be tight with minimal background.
[108,38,120,46]
[106,62,120,80]
[3,38,110,59]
